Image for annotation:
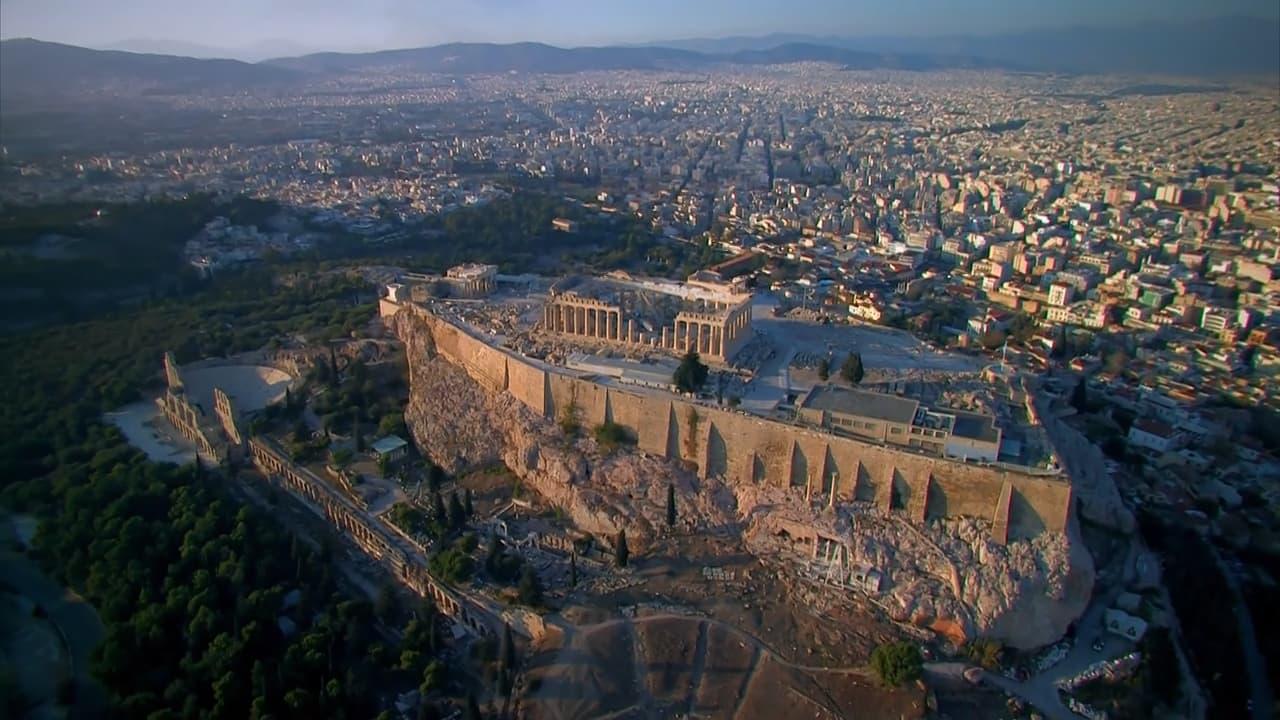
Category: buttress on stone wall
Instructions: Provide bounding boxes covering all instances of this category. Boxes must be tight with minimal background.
[383,299,1072,542]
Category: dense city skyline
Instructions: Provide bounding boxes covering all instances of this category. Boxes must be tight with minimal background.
[2,0,1279,58]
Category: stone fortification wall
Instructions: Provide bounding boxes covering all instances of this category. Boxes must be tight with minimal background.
[248,437,504,638]
[383,300,1072,541]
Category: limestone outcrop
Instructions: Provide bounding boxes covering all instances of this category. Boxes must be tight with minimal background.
[393,309,736,552]
[735,484,1092,649]
[390,308,1092,649]
[1039,405,1136,533]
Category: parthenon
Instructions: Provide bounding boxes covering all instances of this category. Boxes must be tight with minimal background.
[540,275,753,362]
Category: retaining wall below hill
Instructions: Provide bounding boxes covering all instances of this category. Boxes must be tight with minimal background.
[382,299,1072,542]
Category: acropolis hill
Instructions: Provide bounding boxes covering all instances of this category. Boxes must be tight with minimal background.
[380,278,1072,543]
[378,271,1107,648]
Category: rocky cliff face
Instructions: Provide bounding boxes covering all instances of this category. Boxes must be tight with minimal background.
[1039,406,1136,533]
[391,309,1091,648]
[392,309,737,552]
[735,484,1092,649]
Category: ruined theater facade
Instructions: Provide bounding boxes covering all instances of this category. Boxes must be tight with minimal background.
[157,352,244,461]
[382,298,1073,544]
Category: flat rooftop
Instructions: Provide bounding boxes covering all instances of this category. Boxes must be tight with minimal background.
[800,386,920,425]
[952,411,1001,444]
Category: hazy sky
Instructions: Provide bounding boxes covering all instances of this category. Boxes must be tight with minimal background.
[3,0,1278,52]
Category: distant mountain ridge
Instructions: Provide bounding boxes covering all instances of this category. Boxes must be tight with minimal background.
[258,41,998,74]
[97,37,331,63]
[646,16,1280,76]
[0,38,298,105]
[2,17,1276,107]
[0,38,1005,104]
[719,43,1006,72]
[262,41,706,74]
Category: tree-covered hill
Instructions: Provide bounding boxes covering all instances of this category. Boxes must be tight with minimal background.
[0,273,449,719]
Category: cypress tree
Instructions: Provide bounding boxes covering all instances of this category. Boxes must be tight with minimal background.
[570,550,578,588]
[427,464,444,493]
[432,491,447,523]
[485,531,502,575]
[615,529,629,568]
[500,623,515,671]
[841,352,864,385]
[666,482,676,527]
[518,565,543,606]
[464,488,474,517]
[1071,378,1088,412]
[447,491,465,529]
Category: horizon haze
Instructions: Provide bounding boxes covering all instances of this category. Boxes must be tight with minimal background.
[3,0,1279,59]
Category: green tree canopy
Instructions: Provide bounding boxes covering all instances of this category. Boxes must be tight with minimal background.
[0,270,446,720]
[673,351,709,394]
[870,641,922,687]
[841,352,865,385]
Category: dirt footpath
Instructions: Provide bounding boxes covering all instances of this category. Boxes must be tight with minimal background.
[518,614,926,720]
